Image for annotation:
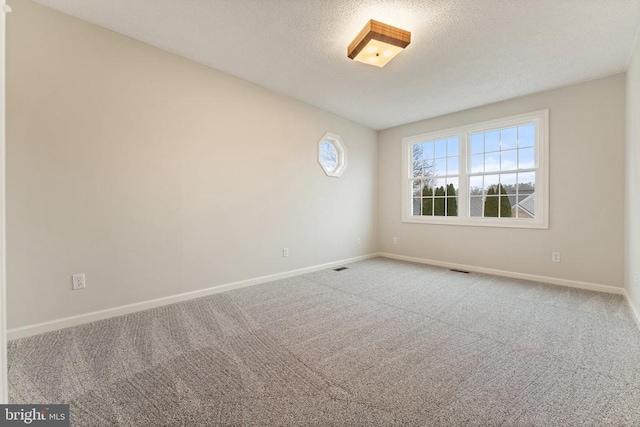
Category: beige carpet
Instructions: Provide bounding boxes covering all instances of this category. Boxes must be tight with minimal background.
[8,258,640,426]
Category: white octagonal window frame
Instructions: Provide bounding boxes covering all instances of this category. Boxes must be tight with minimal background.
[318,133,347,177]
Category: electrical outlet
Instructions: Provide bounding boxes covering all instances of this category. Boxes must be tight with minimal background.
[72,274,86,290]
[282,248,289,258]
[392,237,398,244]
[551,252,561,263]
[357,238,361,246]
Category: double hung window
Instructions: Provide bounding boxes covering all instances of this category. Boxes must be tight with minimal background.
[402,110,549,229]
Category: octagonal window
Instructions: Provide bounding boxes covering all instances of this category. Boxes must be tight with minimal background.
[318,133,347,177]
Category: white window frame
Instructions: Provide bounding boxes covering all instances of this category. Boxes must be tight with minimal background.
[401,109,549,229]
[318,133,347,177]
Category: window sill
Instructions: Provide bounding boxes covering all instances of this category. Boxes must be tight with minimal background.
[401,216,549,229]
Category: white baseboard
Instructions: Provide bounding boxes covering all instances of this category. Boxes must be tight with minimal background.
[377,252,626,295]
[626,291,640,329]
[7,253,377,341]
[8,252,636,340]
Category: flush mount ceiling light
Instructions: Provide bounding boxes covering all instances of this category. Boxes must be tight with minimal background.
[347,19,411,68]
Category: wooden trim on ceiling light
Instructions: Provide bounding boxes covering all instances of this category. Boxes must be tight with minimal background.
[347,19,411,59]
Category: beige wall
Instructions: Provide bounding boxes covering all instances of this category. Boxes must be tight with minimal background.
[626,40,640,316]
[378,74,626,289]
[6,1,378,329]
[6,0,632,332]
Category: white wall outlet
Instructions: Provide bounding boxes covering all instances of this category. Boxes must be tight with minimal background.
[551,252,561,263]
[282,248,289,258]
[72,274,86,290]
[392,237,398,244]
[357,238,361,246]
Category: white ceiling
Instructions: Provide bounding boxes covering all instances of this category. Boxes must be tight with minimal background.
[34,0,640,130]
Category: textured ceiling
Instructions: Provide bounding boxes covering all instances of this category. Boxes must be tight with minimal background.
[33,0,640,130]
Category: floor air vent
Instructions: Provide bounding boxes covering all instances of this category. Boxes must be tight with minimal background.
[334,267,348,272]
[450,269,470,274]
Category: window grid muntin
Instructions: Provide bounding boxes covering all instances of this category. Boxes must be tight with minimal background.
[410,137,459,217]
[467,170,536,219]
[466,122,537,220]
